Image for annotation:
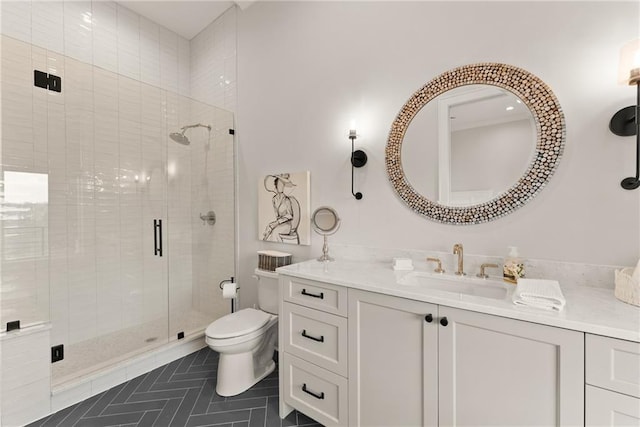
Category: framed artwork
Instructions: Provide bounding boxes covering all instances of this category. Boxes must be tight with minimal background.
[258,171,311,246]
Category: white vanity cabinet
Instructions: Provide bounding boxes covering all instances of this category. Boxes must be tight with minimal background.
[585,334,640,426]
[279,275,350,426]
[348,289,439,426]
[348,290,584,427]
[438,306,584,426]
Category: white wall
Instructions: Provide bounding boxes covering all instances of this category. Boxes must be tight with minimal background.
[236,1,640,307]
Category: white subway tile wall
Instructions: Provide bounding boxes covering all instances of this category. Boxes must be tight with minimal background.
[190,6,237,112]
[0,0,237,393]
[0,326,52,426]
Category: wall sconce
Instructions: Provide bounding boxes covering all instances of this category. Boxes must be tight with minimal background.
[349,129,367,199]
[610,39,640,190]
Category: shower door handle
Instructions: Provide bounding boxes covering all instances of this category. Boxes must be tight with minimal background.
[154,219,163,257]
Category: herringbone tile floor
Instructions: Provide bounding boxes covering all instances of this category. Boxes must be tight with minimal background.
[30,348,323,427]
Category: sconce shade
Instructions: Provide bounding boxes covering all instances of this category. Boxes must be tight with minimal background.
[618,38,640,85]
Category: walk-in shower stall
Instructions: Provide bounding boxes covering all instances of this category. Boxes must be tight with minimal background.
[0,35,235,387]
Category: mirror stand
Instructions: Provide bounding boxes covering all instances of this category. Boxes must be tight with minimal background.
[311,206,341,262]
[318,235,334,262]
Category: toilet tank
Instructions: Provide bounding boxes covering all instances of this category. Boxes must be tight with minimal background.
[254,268,279,315]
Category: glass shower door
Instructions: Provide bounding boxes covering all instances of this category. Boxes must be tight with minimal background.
[166,95,235,340]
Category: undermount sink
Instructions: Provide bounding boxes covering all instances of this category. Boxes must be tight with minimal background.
[398,271,509,300]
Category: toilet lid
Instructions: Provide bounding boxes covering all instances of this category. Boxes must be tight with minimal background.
[205,308,272,339]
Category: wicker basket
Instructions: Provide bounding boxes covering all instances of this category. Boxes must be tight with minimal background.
[614,268,640,307]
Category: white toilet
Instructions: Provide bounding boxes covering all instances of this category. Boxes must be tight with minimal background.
[205,269,279,397]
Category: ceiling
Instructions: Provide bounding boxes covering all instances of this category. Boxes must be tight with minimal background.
[117,1,252,40]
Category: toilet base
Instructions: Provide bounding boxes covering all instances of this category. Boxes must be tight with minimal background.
[215,353,276,397]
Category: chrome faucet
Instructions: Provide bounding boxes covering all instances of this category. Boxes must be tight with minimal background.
[453,243,465,276]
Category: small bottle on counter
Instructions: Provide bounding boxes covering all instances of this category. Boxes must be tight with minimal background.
[503,246,525,284]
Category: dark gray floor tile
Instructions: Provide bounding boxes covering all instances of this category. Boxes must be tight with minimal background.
[74,412,143,427]
[248,408,266,427]
[207,397,266,414]
[57,392,105,425]
[83,385,125,418]
[126,388,187,403]
[191,379,217,416]
[137,410,161,427]
[175,351,199,374]
[155,359,182,384]
[169,387,201,426]
[101,400,167,416]
[191,348,210,366]
[110,374,149,405]
[31,348,324,427]
[203,350,219,365]
[154,398,183,425]
[282,411,298,427]
[185,410,251,427]
[267,396,286,427]
[252,378,278,389]
[229,387,279,400]
[171,370,217,382]
[134,365,166,393]
[32,403,75,427]
[187,363,218,374]
[295,412,319,426]
[150,379,206,391]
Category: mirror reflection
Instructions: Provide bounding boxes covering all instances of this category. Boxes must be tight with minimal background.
[402,85,536,207]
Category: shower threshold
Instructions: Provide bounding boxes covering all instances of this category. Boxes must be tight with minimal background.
[51,309,213,388]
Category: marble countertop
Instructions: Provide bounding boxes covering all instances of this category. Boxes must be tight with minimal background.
[277,259,640,343]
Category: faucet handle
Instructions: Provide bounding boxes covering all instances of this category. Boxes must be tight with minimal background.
[476,263,499,279]
[426,257,445,274]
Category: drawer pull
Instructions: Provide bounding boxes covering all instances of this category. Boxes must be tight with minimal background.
[302,383,325,400]
[301,329,325,343]
[301,289,324,299]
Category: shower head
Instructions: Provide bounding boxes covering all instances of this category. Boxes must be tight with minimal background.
[170,131,190,145]
[169,123,212,145]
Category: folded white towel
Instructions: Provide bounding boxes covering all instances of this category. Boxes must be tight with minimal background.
[512,279,566,311]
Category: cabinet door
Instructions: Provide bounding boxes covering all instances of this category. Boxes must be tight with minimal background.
[586,385,640,426]
[348,289,438,427]
[438,306,584,426]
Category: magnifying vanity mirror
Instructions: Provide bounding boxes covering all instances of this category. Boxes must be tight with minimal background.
[386,63,565,225]
[311,206,341,261]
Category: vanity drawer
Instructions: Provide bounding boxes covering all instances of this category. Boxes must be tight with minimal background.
[283,353,348,427]
[283,302,348,376]
[586,334,640,398]
[586,385,640,426]
[282,276,347,317]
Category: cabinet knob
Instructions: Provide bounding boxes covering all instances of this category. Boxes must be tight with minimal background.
[424,314,433,323]
[440,317,449,327]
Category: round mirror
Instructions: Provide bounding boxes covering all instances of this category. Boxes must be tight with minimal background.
[311,206,341,235]
[386,63,565,225]
[311,206,340,262]
[402,85,537,207]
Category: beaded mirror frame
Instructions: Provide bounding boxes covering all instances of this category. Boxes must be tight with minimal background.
[385,63,565,225]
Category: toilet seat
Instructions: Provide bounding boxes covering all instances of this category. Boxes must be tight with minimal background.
[206,308,272,339]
